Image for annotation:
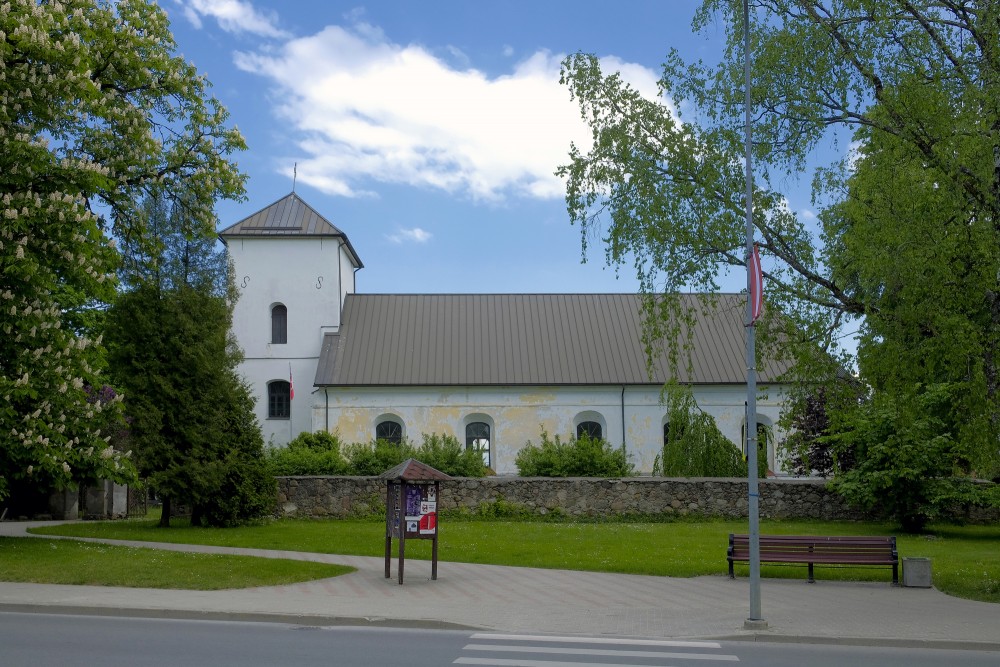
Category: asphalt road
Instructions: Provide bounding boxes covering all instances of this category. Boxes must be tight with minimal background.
[1,612,997,667]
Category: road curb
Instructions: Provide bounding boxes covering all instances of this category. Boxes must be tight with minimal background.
[0,602,482,631]
[715,632,1000,652]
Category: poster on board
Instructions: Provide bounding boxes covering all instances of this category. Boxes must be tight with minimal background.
[398,483,437,537]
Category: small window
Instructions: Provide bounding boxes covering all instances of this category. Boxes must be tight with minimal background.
[268,381,290,419]
[271,304,287,344]
[376,420,403,445]
[466,422,491,467]
[577,421,602,440]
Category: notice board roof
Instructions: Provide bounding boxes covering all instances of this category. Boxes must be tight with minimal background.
[381,459,453,482]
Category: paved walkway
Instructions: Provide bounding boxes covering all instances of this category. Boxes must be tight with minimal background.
[1,521,998,649]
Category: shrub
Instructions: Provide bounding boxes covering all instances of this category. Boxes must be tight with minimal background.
[343,439,415,475]
[268,431,489,478]
[266,431,348,476]
[190,397,276,527]
[412,433,488,477]
[515,430,633,477]
[191,450,277,527]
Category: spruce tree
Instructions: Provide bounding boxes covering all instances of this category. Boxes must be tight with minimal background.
[106,192,273,527]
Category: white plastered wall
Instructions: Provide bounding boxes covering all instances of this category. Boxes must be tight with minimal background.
[227,236,355,446]
[313,384,788,474]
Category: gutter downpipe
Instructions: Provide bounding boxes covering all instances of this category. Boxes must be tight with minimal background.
[620,386,626,450]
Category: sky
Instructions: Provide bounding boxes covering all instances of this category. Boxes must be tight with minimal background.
[162,0,815,296]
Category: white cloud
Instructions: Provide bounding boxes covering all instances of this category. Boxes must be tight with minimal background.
[181,0,289,38]
[799,209,817,221]
[386,227,432,244]
[234,22,666,201]
[847,139,865,172]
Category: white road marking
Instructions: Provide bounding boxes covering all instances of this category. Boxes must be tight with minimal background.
[464,643,739,661]
[468,633,723,649]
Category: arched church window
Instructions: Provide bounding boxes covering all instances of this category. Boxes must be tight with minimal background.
[663,420,685,445]
[271,304,287,344]
[268,381,290,420]
[376,420,403,445]
[466,422,491,468]
[741,421,771,474]
[577,421,603,441]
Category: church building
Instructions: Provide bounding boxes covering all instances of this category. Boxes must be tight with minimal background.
[219,193,791,474]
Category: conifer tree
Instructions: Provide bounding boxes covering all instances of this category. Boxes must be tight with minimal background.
[106,192,273,527]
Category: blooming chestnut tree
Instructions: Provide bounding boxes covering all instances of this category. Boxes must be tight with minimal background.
[0,0,247,500]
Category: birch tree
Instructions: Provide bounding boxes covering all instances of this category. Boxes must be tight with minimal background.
[559,0,1000,528]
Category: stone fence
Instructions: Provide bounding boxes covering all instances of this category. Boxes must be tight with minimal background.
[277,476,870,521]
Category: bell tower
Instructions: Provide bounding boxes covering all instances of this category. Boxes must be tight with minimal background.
[219,193,363,446]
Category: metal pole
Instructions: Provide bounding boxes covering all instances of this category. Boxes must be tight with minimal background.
[742,0,766,629]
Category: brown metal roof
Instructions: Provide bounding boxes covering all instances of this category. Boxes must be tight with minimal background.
[380,458,453,481]
[218,193,363,268]
[314,293,791,387]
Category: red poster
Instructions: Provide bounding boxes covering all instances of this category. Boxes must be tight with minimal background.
[419,511,436,535]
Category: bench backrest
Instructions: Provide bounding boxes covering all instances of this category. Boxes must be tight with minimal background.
[729,534,898,561]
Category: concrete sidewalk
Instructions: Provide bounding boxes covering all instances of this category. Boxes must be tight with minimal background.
[1,520,998,650]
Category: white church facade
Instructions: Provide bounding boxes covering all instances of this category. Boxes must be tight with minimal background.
[220,193,791,475]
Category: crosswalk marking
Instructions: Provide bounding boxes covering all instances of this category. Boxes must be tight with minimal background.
[468,633,722,649]
[464,643,739,661]
[454,633,739,667]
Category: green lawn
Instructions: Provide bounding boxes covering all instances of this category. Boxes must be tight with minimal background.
[0,537,354,590]
[27,517,1000,602]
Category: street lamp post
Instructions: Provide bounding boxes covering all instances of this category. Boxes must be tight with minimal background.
[742,0,767,630]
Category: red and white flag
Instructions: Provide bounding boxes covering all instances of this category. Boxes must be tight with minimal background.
[289,364,295,400]
[748,243,763,325]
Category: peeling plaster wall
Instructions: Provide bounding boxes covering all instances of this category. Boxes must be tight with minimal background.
[312,384,788,474]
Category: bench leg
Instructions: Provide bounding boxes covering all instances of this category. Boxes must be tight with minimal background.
[892,563,899,586]
[728,559,734,579]
[807,562,815,583]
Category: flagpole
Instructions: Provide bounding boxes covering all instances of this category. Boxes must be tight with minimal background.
[742,0,766,630]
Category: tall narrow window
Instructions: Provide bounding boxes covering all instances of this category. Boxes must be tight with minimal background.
[271,304,287,344]
[466,422,491,468]
[375,420,403,445]
[577,421,602,440]
[268,381,290,419]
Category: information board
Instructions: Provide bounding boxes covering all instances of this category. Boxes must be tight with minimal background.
[389,482,437,539]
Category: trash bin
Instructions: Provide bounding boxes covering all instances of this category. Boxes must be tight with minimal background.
[902,557,932,588]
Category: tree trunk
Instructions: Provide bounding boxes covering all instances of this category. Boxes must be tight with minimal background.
[159,496,171,528]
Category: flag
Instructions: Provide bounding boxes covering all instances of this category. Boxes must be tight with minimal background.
[289,364,294,400]
[748,243,763,325]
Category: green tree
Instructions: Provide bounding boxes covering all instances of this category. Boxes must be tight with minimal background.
[0,0,244,501]
[106,192,272,527]
[559,0,1000,528]
[782,387,850,478]
[656,386,750,478]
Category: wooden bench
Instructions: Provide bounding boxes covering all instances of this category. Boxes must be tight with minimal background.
[727,534,899,585]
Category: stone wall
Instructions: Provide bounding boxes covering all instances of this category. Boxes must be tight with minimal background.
[276,476,869,521]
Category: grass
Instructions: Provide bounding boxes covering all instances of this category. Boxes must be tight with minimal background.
[26,516,1000,602]
[0,536,354,590]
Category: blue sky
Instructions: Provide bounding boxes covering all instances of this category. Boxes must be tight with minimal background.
[165,0,813,295]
